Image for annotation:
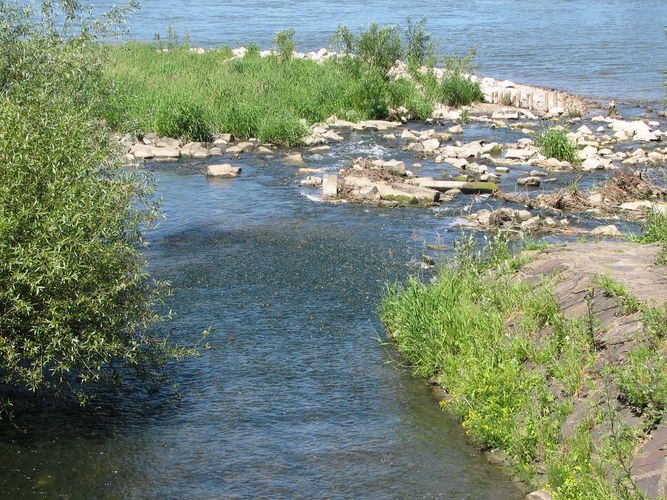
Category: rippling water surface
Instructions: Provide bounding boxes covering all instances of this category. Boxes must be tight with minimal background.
[0,140,526,497]
[113,0,667,102]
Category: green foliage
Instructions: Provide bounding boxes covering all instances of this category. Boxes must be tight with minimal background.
[156,101,212,142]
[108,22,482,143]
[0,0,182,404]
[440,72,484,107]
[632,209,667,264]
[593,274,641,314]
[439,51,484,107]
[538,127,580,164]
[380,235,652,497]
[347,21,403,76]
[380,234,556,457]
[617,347,667,421]
[274,28,295,63]
[404,17,434,68]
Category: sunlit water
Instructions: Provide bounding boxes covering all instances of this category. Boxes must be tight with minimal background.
[109,0,667,102]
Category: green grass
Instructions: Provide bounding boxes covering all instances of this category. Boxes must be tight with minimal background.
[537,127,580,164]
[104,28,484,145]
[379,235,656,498]
[593,274,641,314]
[631,209,667,264]
[616,346,667,424]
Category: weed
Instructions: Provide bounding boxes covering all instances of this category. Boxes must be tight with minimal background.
[616,346,667,423]
[537,127,580,164]
[593,274,641,314]
[632,209,667,264]
[500,92,514,106]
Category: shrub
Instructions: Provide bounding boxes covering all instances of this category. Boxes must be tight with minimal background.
[440,72,484,107]
[354,22,403,76]
[404,17,434,68]
[438,48,484,107]
[0,0,181,406]
[274,28,295,62]
[538,127,580,164]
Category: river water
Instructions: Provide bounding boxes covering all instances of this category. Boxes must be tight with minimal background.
[1,2,665,498]
[114,0,667,102]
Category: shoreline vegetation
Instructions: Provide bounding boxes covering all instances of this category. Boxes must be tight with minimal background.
[104,21,487,146]
[380,236,667,499]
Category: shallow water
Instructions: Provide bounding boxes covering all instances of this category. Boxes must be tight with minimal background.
[3,3,665,496]
[111,0,667,102]
[0,150,525,498]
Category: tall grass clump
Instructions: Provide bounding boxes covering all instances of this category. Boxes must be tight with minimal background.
[439,49,484,107]
[631,209,667,264]
[0,0,184,411]
[538,127,580,164]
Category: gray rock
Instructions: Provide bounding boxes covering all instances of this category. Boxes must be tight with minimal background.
[284,152,306,166]
[206,164,241,177]
[517,176,541,187]
[591,225,623,237]
[526,491,553,500]
[322,174,339,197]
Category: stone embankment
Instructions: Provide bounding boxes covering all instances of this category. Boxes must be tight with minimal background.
[515,242,667,499]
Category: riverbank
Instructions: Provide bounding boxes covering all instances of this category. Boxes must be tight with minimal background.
[380,237,667,499]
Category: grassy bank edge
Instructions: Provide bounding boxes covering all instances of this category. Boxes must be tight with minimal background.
[379,234,667,499]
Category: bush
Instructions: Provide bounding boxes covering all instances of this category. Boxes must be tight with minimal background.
[538,127,580,164]
[440,72,484,107]
[352,22,403,76]
[274,28,295,62]
[0,1,180,406]
[438,49,484,107]
[404,17,435,68]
